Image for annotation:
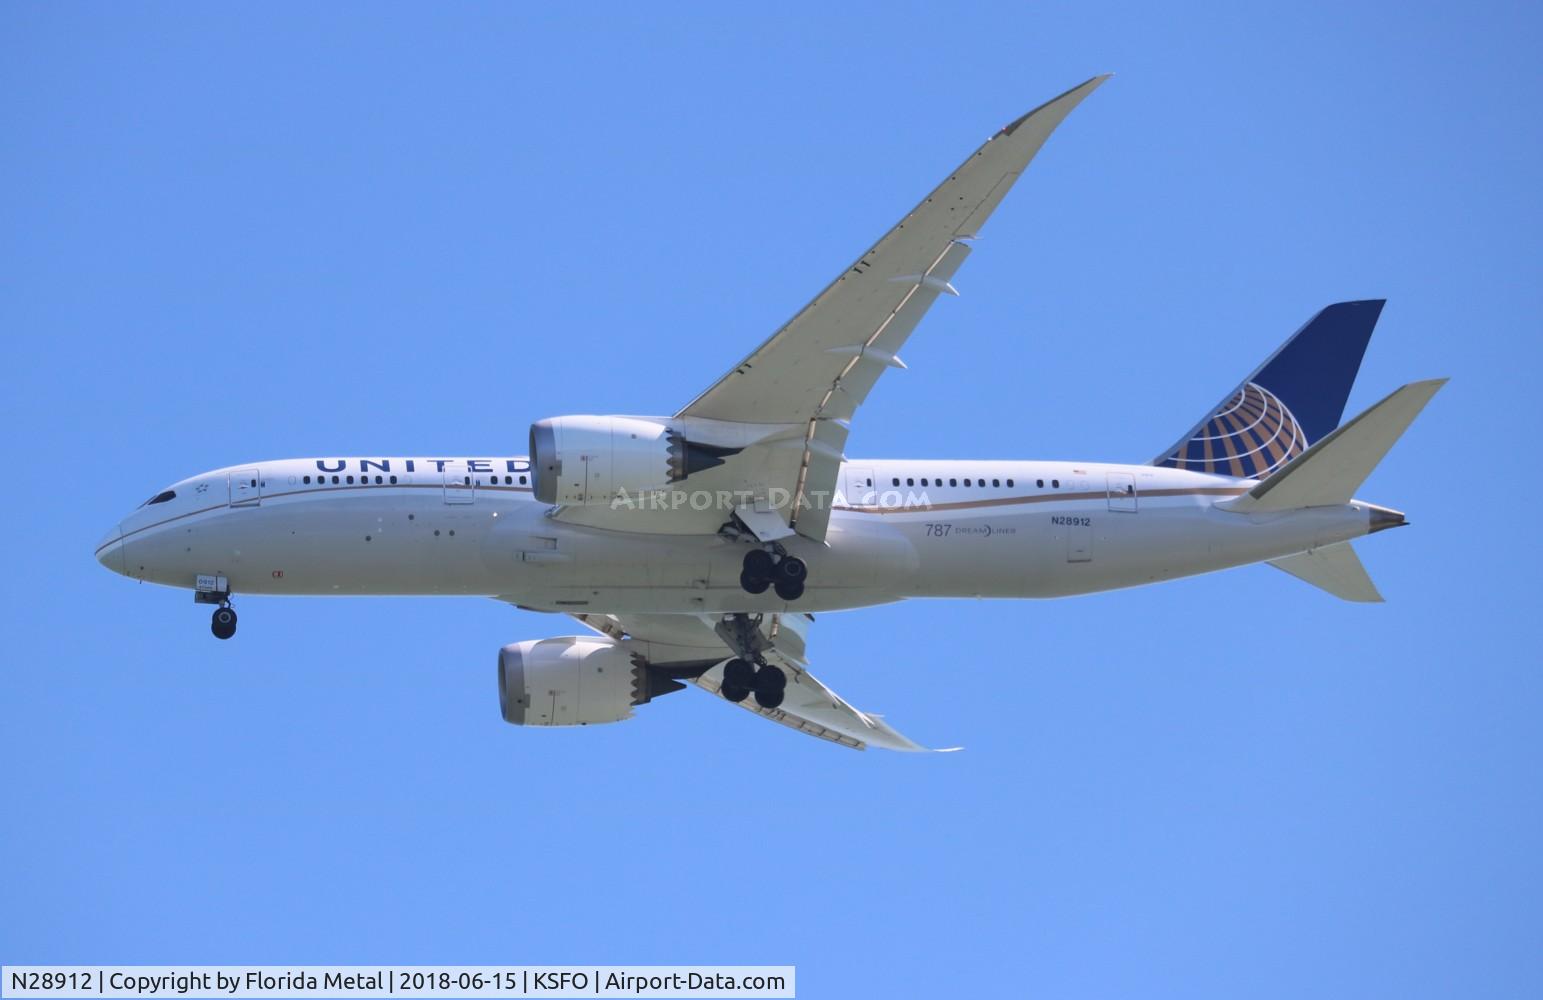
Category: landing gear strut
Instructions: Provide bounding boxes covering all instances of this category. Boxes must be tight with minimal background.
[714,614,789,709]
[739,546,806,602]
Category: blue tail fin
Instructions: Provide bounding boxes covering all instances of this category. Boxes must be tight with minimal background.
[1152,300,1384,479]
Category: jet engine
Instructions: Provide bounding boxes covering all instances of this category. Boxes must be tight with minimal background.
[528,415,739,505]
[497,635,685,726]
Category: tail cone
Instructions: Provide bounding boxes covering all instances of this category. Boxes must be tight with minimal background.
[1367,504,1407,533]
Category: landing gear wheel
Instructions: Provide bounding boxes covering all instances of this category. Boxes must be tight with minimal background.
[739,570,771,595]
[755,664,787,691]
[742,548,775,578]
[210,606,237,640]
[721,684,751,704]
[773,578,805,602]
[753,664,786,708]
[723,658,757,689]
[777,556,808,583]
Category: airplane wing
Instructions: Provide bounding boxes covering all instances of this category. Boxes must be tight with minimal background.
[569,611,947,752]
[675,75,1108,542]
[551,76,1108,544]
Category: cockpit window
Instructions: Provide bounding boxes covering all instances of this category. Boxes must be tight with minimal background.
[142,490,176,506]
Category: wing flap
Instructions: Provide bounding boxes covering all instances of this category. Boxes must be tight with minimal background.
[820,240,973,422]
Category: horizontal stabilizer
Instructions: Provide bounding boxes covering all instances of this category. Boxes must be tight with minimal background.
[1268,542,1383,602]
[1228,379,1447,512]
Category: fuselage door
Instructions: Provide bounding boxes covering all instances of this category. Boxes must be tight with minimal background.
[444,463,475,504]
[229,468,262,508]
[845,467,876,507]
[1106,472,1137,513]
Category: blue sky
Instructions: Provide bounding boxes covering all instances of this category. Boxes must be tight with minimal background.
[3,3,1540,997]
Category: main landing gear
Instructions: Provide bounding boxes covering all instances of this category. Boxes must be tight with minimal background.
[739,547,807,602]
[719,656,787,709]
[714,613,788,710]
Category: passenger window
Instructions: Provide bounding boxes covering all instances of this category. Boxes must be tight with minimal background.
[892,477,900,486]
[992,478,1000,487]
[519,475,527,485]
[1037,479,1044,488]
[907,478,915,487]
[1052,479,1060,488]
[390,475,398,484]
[331,475,340,484]
[346,475,354,484]
[964,478,972,486]
[303,475,311,484]
[1007,479,1014,487]
[949,478,957,487]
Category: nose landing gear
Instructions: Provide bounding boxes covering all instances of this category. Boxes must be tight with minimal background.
[195,581,238,639]
[210,603,237,640]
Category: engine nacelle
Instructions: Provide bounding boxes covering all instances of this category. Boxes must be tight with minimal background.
[529,415,738,505]
[497,635,681,726]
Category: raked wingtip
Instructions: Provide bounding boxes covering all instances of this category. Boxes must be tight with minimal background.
[1001,74,1112,135]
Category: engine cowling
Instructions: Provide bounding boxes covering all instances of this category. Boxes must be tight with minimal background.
[498,635,679,726]
[528,415,738,505]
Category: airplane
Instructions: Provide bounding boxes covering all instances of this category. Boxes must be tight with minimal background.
[93,76,1445,751]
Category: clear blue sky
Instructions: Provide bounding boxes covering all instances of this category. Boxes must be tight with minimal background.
[3,3,1540,997]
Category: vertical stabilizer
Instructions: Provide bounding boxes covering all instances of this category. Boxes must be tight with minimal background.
[1154,300,1384,479]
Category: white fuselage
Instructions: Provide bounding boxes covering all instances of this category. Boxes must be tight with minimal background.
[95,456,1384,614]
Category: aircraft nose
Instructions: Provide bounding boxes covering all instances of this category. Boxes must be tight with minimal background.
[95,524,127,576]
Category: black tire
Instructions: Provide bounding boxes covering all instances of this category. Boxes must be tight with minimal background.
[753,686,785,710]
[773,578,804,602]
[743,549,775,578]
[723,658,757,689]
[740,570,771,595]
[210,607,237,640]
[721,684,751,704]
[777,556,808,583]
[754,664,787,693]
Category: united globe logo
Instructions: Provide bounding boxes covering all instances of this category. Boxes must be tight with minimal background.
[1159,381,1305,479]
